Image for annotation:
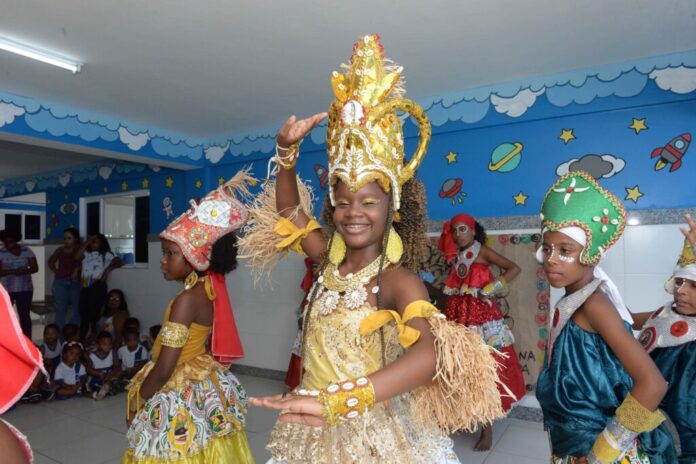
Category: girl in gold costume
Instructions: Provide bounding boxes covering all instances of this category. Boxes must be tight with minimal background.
[241,34,509,464]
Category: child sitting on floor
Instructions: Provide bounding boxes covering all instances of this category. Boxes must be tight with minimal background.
[21,324,64,403]
[144,324,160,352]
[40,324,63,374]
[118,327,149,380]
[86,331,121,400]
[54,341,87,400]
[62,323,80,343]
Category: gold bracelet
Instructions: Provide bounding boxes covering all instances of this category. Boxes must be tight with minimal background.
[275,143,300,170]
[318,377,375,426]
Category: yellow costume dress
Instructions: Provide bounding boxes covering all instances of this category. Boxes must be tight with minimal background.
[239,34,507,464]
[122,276,254,463]
[267,292,461,463]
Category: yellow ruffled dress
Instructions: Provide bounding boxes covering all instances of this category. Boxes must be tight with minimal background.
[122,277,254,463]
[266,294,505,464]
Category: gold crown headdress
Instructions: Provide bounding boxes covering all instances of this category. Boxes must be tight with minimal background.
[664,237,696,293]
[326,34,431,211]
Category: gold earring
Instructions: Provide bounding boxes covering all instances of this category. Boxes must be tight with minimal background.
[184,270,199,290]
[328,232,346,265]
[386,227,403,264]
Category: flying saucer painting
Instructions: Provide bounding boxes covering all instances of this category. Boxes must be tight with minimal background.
[489,142,523,173]
[60,202,77,215]
[439,178,467,205]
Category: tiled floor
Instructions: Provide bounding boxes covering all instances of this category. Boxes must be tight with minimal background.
[4,375,551,463]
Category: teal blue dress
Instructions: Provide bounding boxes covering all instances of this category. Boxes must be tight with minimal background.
[651,340,696,463]
[536,319,677,462]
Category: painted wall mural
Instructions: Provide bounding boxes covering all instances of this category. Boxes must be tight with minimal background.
[3,50,696,239]
[1,50,695,167]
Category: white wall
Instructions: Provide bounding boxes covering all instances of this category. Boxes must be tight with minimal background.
[549,223,684,312]
[41,222,682,372]
[44,240,304,371]
[29,245,45,300]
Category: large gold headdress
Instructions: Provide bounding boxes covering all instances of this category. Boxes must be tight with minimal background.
[326,34,431,211]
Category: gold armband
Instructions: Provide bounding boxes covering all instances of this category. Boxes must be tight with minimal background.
[359,300,443,348]
[589,393,665,463]
[160,321,189,348]
[615,392,665,432]
[274,217,322,254]
[319,377,375,426]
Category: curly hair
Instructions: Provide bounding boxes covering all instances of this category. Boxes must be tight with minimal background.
[319,177,428,272]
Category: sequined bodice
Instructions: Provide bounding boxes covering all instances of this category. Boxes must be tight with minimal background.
[302,302,400,390]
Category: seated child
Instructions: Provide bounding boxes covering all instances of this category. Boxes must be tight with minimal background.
[118,327,149,379]
[20,324,63,403]
[62,323,80,343]
[40,324,63,374]
[144,324,161,351]
[86,331,121,400]
[54,341,87,400]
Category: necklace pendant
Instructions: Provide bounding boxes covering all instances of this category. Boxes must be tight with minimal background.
[343,285,368,310]
[318,289,340,315]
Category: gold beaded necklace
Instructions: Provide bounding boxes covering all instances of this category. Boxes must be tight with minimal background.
[313,256,388,315]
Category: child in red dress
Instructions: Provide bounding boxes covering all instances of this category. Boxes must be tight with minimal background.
[438,213,527,451]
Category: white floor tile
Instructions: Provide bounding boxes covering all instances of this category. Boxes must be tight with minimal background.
[247,430,272,462]
[77,401,129,434]
[24,415,112,453]
[246,403,281,433]
[451,419,511,463]
[484,450,549,464]
[493,423,552,460]
[3,374,552,463]
[44,394,120,416]
[31,453,60,464]
[43,428,126,464]
[2,404,71,432]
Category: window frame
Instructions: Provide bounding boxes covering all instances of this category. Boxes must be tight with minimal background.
[0,210,45,244]
[79,189,149,268]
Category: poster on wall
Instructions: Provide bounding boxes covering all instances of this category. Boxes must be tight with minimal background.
[487,232,549,393]
[423,232,550,393]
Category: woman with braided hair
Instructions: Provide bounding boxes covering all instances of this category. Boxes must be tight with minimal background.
[241,34,506,464]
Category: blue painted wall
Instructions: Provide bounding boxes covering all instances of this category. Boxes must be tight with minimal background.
[3,51,695,238]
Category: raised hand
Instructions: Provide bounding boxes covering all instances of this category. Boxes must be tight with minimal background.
[680,213,696,248]
[276,113,327,148]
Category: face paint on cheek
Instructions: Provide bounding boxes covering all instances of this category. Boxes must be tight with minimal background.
[558,254,576,264]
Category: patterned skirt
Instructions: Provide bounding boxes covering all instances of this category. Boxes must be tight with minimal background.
[122,359,254,463]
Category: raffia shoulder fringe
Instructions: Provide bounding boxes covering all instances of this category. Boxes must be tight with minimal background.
[412,315,514,433]
[237,175,316,287]
[360,300,514,434]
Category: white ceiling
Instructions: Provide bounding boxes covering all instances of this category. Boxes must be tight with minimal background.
[0,0,695,139]
[0,139,99,180]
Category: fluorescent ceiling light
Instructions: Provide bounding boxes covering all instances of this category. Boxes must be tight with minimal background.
[0,35,81,73]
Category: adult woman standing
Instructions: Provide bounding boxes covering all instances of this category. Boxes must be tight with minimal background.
[0,230,39,339]
[75,233,123,341]
[47,227,82,329]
